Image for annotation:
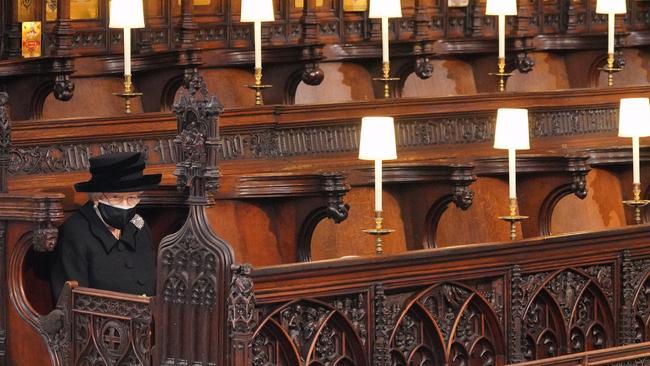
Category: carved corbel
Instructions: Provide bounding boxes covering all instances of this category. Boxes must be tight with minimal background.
[301,62,325,86]
[53,72,75,102]
[571,171,588,199]
[32,222,59,253]
[51,0,75,102]
[299,45,325,86]
[414,56,434,80]
[506,51,535,74]
[451,184,474,210]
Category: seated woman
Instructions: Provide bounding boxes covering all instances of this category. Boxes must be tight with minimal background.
[51,152,161,300]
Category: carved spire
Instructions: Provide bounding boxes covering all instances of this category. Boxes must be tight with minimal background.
[156,71,234,366]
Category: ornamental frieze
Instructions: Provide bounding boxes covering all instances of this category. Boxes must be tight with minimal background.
[7,106,619,176]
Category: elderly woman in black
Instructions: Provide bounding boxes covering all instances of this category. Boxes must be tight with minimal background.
[51,152,161,299]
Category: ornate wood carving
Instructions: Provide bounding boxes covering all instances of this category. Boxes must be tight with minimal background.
[155,71,234,365]
[229,264,257,365]
[72,291,152,365]
[621,250,637,345]
[252,298,368,365]
[520,268,614,361]
[387,282,505,366]
[374,283,391,366]
[0,92,9,192]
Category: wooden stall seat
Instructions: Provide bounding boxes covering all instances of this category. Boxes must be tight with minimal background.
[44,282,152,366]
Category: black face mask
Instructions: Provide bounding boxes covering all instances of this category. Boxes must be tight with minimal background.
[97,202,136,230]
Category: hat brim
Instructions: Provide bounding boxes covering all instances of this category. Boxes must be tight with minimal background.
[74,174,162,193]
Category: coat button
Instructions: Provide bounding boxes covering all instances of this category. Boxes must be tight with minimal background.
[137,279,146,286]
[124,259,133,269]
[116,242,124,252]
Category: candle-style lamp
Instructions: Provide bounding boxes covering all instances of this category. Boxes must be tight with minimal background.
[494,108,530,240]
[596,0,626,86]
[359,116,397,254]
[109,0,145,114]
[620,98,650,224]
[241,0,274,106]
[369,0,402,98]
[485,0,517,92]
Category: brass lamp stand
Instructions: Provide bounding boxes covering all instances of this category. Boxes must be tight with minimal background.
[372,62,400,98]
[623,183,650,225]
[489,57,512,92]
[598,53,622,87]
[363,211,395,254]
[113,75,143,114]
[498,198,528,241]
[246,68,272,106]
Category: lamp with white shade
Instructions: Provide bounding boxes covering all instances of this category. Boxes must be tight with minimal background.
[493,108,530,240]
[359,116,397,254]
[241,0,275,105]
[369,0,402,98]
[485,0,517,92]
[620,98,650,224]
[109,0,145,114]
[596,0,626,86]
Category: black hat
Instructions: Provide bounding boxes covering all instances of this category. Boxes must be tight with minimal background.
[75,152,162,192]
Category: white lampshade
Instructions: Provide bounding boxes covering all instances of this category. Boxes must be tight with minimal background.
[109,0,145,29]
[494,108,530,150]
[596,0,626,14]
[369,0,402,18]
[619,98,650,137]
[241,0,275,22]
[485,0,517,16]
[359,117,397,160]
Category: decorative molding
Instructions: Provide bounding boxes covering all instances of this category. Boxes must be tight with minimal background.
[71,290,152,366]
[0,92,9,192]
[7,106,622,176]
[510,265,525,363]
[373,283,391,366]
[228,264,257,335]
[620,250,636,345]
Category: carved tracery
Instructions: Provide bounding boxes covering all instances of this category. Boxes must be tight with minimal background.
[252,299,368,366]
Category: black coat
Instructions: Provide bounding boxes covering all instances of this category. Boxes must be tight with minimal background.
[51,201,156,300]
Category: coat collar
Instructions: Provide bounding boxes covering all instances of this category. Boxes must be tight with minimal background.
[79,201,138,254]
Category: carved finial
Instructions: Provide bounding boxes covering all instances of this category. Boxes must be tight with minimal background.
[173,70,224,198]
